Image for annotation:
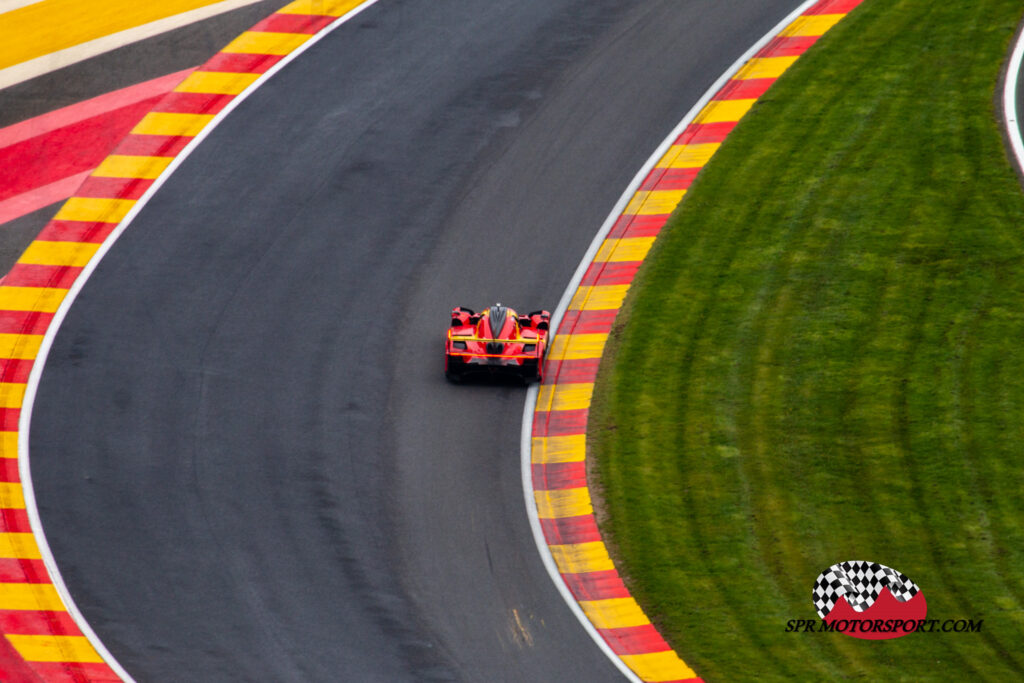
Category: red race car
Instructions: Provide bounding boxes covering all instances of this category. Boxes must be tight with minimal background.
[445,303,551,383]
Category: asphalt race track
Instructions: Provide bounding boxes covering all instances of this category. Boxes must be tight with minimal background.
[30,1,803,680]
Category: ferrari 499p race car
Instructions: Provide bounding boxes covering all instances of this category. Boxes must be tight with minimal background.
[445,303,551,383]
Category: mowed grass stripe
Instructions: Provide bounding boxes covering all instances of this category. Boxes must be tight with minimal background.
[589,1,1024,680]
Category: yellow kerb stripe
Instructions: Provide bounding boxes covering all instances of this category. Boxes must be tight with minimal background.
[92,154,173,180]
[54,197,135,224]
[548,541,615,574]
[131,111,213,137]
[696,98,756,124]
[0,334,44,360]
[623,190,686,216]
[568,285,628,311]
[531,434,586,464]
[620,651,698,682]
[0,534,41,560]
[594,237,655,263]
[0,287,67,313]
[733,55,799,80]
[19,241,100,268]
[0,583,62,610]
[547,333,607,361]
[0,432,17,459]
[656,142,720,168]
[782,13,845,37]
[534,487,592,519]
[0,384,25,410]
[222,31,310,55]
[0,483,25,510]
[279,0,367,16]
[537,383,593,412]
[175,70,260,95]
[579,597,651,629]
[7,635,103,664]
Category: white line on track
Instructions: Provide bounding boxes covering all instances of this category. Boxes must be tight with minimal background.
[519,0,828,680]
[1003,18,1024,174]
[0,0,43,15]
[0,0,262,92]
[18,1,383,680]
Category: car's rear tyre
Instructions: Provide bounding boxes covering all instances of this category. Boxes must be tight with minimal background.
[520,358,542,385]
[445,353,464,383]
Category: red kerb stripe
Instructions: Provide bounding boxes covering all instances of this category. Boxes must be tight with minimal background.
[757,35,819,58]
[557,309,618,333]
[251,13,334,34]
[805,0,861,14]
[532,461,586,490]
[539,515,601,545]
[0,410,20,431]
[0,311,54,336]
[606,214,669,239]
[543,359,600,385]
[75,176,154,200]
[0,361,33,384]
[27,662,120,683]
[0,509,31,534]
[114,134,193,157]
[3,264,82,289]
[202,52,284,74]
[0,559,51,583]
[532,408,588,437]
[35,220,117,244]
[675,121,736,145]
[151,91,234,116]
[598,624,672,655]
[0,630,44,682]
[580,262,642,288]
[716,78,775,100]
[0,457,21,484]
[640,167,698,192]
[561,570,631,600]
[0,611,81,637]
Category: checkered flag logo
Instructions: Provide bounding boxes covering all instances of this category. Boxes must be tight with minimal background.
[812,561,920,619]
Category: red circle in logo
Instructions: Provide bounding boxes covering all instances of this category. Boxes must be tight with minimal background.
[813,561,926,640]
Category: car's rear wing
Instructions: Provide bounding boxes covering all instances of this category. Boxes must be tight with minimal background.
[448,332,540,344]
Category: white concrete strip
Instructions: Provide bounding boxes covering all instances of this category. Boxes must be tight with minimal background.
[0,0,262,92]
[520,0,826,680]
[18,1,384,681]
[0,0,43,15]
[1002,19,1024,175]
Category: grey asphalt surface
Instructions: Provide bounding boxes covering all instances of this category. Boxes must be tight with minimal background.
[29,1,803,681]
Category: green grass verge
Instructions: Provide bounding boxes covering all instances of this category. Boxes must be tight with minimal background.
[589,1,1024,679]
